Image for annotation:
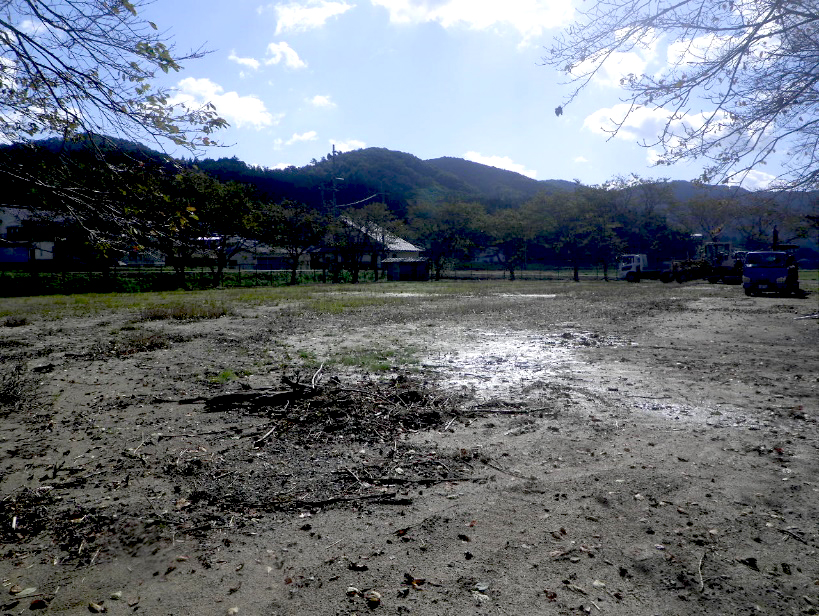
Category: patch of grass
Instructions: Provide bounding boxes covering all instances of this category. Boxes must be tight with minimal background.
[331,344,420,372]
[306,294,398,315]
[0,361,41,417]
[139,302,230,321]
[2,315,28,327]
[111,330,171,356]
[208,369,242,384]
[296,350,320,368]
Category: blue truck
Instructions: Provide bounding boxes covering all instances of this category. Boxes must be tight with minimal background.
[742,251,799,296]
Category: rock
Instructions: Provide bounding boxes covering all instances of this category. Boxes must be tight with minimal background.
[346,586,360,597]
[88,602,107,613]
[363,589,382,608]
[109,591,122,600]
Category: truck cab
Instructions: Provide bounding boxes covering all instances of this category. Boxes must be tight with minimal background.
[618,254,672,282]
[742,251,799,296]
[618,254,647,282]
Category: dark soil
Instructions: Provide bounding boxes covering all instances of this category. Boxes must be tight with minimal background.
[1,281,817,615]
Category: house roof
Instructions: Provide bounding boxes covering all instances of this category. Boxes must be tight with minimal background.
[341,217,422,253]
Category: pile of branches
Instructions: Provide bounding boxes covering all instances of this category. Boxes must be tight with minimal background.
[199,368,456,446]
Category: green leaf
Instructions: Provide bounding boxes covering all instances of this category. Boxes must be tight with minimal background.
[122,1,138,16]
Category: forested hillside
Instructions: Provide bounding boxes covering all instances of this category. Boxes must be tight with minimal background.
[2,137,817,287]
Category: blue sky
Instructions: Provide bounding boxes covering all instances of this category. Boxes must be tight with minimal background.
[140,0,779,189]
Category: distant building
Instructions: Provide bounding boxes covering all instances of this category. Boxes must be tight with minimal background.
[382,257,430,281]
[0,207,55,265]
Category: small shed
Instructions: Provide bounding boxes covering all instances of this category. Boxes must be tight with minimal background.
[382,257,429,282]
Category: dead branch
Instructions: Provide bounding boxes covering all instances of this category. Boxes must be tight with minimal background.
[293,492,411,508]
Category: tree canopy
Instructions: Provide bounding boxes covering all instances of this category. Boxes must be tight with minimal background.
[0,0,225,149]
[546,0,819,190]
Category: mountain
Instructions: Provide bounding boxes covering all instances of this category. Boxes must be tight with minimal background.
[195,147,577,217]
[426,157,576,206]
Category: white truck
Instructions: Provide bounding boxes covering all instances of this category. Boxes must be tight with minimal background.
[618,254,673,282]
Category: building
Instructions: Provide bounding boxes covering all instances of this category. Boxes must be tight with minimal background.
[0,207,55,265]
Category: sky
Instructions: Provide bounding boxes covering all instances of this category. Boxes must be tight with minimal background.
[138,0,781,190]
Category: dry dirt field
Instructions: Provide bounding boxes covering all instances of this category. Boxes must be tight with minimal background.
[1,279,818,616]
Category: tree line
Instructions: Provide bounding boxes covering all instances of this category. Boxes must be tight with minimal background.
[3,140,814,290]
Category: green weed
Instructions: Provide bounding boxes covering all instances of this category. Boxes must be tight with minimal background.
[210,369,239,384]
[331,345,419,372]
[139,302,229,321]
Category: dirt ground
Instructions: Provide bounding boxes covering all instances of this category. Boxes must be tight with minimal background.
[1,280,818,616]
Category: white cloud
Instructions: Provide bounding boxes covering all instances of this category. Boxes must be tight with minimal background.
[573,156,588,164]
[265,42,307,69]
[584,103,733,149]
[570,30,658,87]
[307,94,337,108]
[666,33,732,69]
[331,139,366,152]
[271,162,294,169]
[228,51,261,71]
[464,151,537,178]
[17,19,47,36]
[171,77,280,130]
[268,0,354,34]
[731,169,777,191]
[583,103,672,142]
[370,0,573,46]
[286,131,319,145]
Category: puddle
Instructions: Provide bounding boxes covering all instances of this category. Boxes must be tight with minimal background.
[423,330,620,400]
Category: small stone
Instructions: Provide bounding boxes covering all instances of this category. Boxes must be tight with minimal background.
[346,586,359,597]
[363,589,382,608]
[88,602,107,613]
[226,607,240,615]
[109,591,123,600]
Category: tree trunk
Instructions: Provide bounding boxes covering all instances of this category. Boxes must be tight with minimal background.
[214,251,227,288]
[371,253,380,281]
[288,255,299,285]
[174,264,187,290]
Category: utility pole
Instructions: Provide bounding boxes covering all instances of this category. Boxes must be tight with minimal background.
[331,144,338,213]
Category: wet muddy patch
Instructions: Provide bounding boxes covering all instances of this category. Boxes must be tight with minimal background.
[423,329,623,400]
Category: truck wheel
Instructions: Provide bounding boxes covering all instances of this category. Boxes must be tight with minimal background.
[744,288,753,296]
[707,276,720,284]
[625,272,639,283]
